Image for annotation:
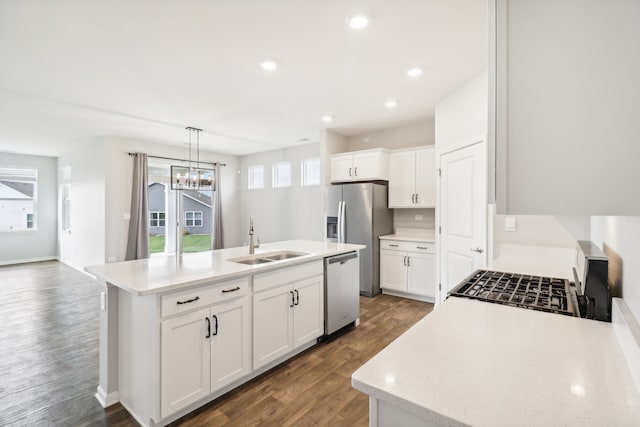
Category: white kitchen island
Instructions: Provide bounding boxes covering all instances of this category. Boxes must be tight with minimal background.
[85,240,364,427]
[352,297,640,427]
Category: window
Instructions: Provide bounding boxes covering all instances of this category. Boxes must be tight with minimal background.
[0,167,37,231]
[272,162,291,188]
[149,211,166,227]
[248,165,264,189]
[185,211,203,227]
[301,157,320,186]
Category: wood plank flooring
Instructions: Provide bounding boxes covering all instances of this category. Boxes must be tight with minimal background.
[0,261,433,426]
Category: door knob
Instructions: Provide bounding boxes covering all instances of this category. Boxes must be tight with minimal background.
[469,247,484,254]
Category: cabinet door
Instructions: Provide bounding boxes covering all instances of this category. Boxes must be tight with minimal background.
[352,151,381,180]
[407,252,436,298]
[415,148,436,207]
[210,295,251,392]
[253,284,294,370]
[161,307,211,418]
[292,275,324,349]
[380,249,407,291]
[330,154,354,182]
[388,151,416,208]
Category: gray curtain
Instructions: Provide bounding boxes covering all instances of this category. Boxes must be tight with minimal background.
[212,163,224,249]
[125,153,150,260]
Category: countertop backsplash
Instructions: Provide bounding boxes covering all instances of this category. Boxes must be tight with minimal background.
[393,208,435,231]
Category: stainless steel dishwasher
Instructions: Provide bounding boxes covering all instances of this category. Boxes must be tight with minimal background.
[324,251,360,335]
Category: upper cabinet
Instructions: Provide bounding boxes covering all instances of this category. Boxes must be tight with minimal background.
[330,149,389,183]
[388,147,435,208]
[490,0,640,215]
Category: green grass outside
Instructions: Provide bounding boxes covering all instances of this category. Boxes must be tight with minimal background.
[149,234,212,254]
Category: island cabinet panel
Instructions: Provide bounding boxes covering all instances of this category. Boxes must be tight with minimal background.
[160,294,252,419]
[253,284,294,369]
[253,261,324,370]
[161,308,211,418]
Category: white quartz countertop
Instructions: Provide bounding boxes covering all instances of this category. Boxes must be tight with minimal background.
[85,240,364,296]
[352,297,640,427]
[379,228,435,243]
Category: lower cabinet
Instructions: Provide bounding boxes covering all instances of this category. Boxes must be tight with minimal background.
[380,239,436,301]
[160,295,251,418]
[253,275,323,370]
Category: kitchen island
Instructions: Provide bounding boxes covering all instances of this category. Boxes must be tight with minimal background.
[351,297,640,426]
[85,240,363,427]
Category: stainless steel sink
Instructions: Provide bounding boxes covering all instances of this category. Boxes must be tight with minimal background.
[260,251,308,261]
[227,251,308,265]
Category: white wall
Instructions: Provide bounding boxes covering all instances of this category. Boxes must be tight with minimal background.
[492,214,590,256]
[435,71,488,152]
[591,217,640,322]
[238,143,323,245]
[58,141,107,270]
[0,152,58,264]
[346,121,435,152]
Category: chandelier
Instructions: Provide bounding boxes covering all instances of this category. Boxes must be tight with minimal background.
[170,127,215,191]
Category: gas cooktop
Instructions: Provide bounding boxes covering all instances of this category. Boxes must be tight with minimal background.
[448,269,576,317]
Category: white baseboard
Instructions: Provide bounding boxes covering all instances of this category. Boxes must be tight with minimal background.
[612,298,640,394]
[95,386,119,408]
[0,256,58,266]
[382,289,435,304]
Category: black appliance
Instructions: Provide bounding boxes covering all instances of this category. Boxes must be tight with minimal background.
[449,240,611,322]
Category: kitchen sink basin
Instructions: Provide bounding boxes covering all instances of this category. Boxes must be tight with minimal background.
[227,256,274,265]
[260,251,308,260]
[227,251,308,265]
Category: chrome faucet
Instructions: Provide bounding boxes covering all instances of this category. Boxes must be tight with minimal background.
[249,217,260,255]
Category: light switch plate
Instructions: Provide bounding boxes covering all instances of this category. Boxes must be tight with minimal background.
[123,213,131,220]
[107,256,116,262]
[415,215,423,221]
[505,217,517,232]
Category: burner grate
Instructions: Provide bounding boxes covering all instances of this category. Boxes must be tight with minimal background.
[448,270,575,317]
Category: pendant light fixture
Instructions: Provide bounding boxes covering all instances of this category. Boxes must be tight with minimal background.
[170,127,215,191]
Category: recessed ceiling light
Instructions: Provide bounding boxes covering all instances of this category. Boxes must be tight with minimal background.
[260,61,278,71]
[406,68,423,77]
[322,115,333,123]
[348,15,369,29]
[385,100,398,109]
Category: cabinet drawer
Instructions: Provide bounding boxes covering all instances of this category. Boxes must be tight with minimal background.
[380,240,435,254]
[161,278,250,317]
[254,261,323,293]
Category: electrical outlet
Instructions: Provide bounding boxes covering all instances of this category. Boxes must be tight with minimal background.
[107,256,116,262]
[123,212,131,220]
[505,217,517,232]
[414,215,423,221]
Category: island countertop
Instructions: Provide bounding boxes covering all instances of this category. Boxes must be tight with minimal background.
[85,240,364,296]
[352,297,640,427]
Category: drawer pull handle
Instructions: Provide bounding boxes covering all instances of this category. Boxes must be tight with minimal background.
[416,246,428,250]
[222,286,241,293]
[177,296,200,305]
[389,244,399,247]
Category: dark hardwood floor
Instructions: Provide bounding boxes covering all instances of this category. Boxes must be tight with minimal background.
[0,261,433,426]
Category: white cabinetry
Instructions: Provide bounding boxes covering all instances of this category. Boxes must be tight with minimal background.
[160,284,251,418]
[380,239,435,301]
[330,149,389,182]
[388,147,435,208]
[253,261,324,370]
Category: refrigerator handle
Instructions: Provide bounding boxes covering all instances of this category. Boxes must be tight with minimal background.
[337,201,343,243]
[339,200,346,243]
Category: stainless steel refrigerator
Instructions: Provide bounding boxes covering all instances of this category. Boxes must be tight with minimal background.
[326,182,393,296]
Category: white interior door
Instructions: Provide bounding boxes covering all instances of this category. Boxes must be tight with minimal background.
[438,142,487,303]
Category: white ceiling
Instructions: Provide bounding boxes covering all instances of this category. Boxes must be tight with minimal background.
[0,0,487,157]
